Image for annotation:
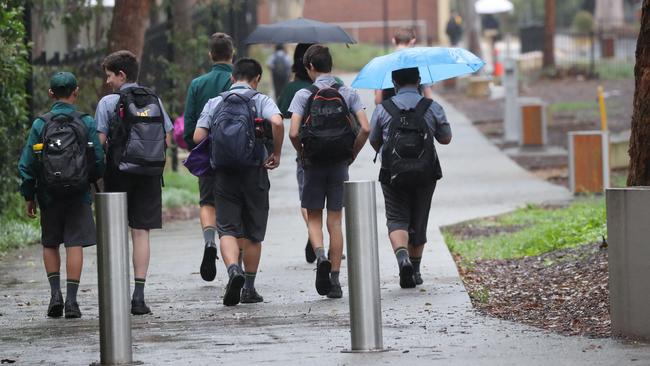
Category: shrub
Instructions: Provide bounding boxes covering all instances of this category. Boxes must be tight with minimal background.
[572,11,594,34]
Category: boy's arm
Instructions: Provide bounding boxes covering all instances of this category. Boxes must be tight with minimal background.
[374,89,384,105]
[183,83,198,149]
[85,116,106,178]
[289,113,303,154]
[422,85,434,100]
[193,127,209,145]
[94,97,111,146]
[264,113,284,169]
[18,122,39,204]
[352,109,371,159]
[369,107,384,153]
[193,98,217,145]
[432,103,452,145]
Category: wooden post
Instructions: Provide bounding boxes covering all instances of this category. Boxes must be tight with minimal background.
[568,131,610,194]
[517,97,547,147]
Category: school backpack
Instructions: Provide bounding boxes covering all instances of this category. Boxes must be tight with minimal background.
[299,84,356,165]
[108,86,167,176]
[209,89,264,169]
[39,111,96,196]
[379,98,442,188]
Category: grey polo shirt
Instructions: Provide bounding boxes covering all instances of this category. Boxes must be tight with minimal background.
[196,82,282,130]
[287,74,365,116]
[95,82,173,135]
[369,86,452,151]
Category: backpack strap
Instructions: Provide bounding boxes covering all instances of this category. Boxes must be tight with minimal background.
[380,99,402,120]
[413,98,433,120]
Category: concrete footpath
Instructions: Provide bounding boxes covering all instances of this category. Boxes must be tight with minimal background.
[1,79,649,365]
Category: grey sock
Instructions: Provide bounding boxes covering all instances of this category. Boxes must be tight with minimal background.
[330,271,340,285]
[228,264,241,278]
[133,278,146,301]
[394,247,409,264]
[315,247,327,261]
[66,279,79,302]
[244,272,256,290]
[203,226,216,245]
[47,272,60,294]
[410,257,422,273]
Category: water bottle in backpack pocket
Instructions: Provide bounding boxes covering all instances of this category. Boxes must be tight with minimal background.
[109,87,167,176]
[299,84,356,165]
[210,89,264,169]
[39,112,95,196]
[380,98,442,188]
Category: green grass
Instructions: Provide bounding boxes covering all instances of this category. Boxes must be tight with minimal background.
[0,193,40,255]
[329,43,386,72]
[162,169,198,209]
[549,100,599,114]
[596,61,634,80]
[443,198,606,260]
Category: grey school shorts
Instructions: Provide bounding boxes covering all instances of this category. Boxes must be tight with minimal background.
[41,198,96,248]
[301,162,349,211]
[199,174,216,207]
[381,182,437,246]
[213,167,270,243]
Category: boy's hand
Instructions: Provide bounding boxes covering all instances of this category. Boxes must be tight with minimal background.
[26,200,37,218]
[264,153,280,170]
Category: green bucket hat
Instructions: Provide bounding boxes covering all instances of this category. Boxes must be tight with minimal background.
[49,71,78,90]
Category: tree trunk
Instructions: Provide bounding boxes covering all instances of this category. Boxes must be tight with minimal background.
[464,0,482,59]
[106,0,153,59]
[543,0,555,68]
[627,0,650,186]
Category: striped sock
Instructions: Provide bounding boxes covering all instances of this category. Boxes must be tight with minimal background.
[133,278,146,301]
[394,247,409,264]
[244,272,256,290]
[203,226,217,246]
[410,257,422,273]
[314,247,327,261]
[47,272,60,294]
[66,279,80,302]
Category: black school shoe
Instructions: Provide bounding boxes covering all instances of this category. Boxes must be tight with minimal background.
[47,291,64,318]
[240,288,264,303]
[414,272,423,286]
[305,239,316,263]
[131,298,152,315]
[223,267,245,306]
[327,283,343,299]
[200,243,218,282]
[399,260,416,289]
[64,299,82,319]
[315,258,332,295]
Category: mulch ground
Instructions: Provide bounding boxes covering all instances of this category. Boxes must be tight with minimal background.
[438,77,626,338]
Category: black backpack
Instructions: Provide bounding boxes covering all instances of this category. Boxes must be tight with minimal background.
[39,111,97,196]
[299,84,356,165]
[379,98,442,188]
[108,86,166,176]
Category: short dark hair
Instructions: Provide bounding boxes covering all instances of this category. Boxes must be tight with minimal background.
[303,44,332,73]
[102,50,139,82]
[232,58,262,81]
[292,43,314,82]
[392,67,420,86]
[209,32,234,62]
[393,27,416,45]
[51,85,76,99]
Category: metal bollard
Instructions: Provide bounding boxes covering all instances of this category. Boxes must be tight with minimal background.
[96,193,132,365]
[343,181,384,352]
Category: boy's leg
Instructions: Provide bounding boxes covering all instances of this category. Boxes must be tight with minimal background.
[407,182,436,286]
[221,235,245,306]
[241,239,264,304]
[382,182,416,289]
[325,209,344,299]
[131,228,151,315]
[297,160,315,263]
[43,246,64,317]
[64,246,83,318]
[199,175,218,282]
[308,209,331,295]
[408,244,425,285]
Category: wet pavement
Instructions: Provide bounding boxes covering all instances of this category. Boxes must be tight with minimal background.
[1,76,649,365]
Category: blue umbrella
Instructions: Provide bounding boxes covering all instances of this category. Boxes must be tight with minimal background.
[351,47,484,89]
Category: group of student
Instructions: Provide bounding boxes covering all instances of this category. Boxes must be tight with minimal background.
[18,27,451,318]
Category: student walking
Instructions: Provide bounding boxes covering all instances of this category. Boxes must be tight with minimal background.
[288,45,370,298]
[193,58,284,306]
[369,67,451,288]
[266,44,292,101]
[19,71,105,318]
[183,32,235,282]
[374,27,434,104]
[95,50,174,315]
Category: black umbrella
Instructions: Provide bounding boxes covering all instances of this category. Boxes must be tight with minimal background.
[244,18,356,44]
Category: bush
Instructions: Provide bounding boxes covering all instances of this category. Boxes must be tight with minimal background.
[0,1,30,214]
[0,193,40,254]
[572,11,594,34]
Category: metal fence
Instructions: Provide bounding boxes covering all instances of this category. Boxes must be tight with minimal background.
[554,29,636,76]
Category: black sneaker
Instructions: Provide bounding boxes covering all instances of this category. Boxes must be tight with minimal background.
[305,239,316,263]
[47,291,64,318]
[327,283,343,299]
[414,272,423,286]
[399,260,416,289]
[200,243,218,282]
[223,267,245,306]
[240,288,264,303]
[131,298,152,315]
[64,299,82,319]
[315,258,332,295]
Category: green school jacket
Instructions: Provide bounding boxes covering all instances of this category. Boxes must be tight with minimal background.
[183,63,233,149]
[18,101,105,208]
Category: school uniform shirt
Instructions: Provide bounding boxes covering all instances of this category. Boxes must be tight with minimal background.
[369,86,452,155]
[196,82,282,141]
[287,74,364,117]
[18,101,105,208]
[184,63,233,149]
[95,82,174,137]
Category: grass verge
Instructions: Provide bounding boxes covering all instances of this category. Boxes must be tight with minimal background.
[162,169,198,209]
[0,193,40,255]
[443,197,606,260]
